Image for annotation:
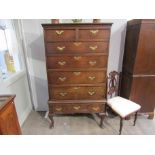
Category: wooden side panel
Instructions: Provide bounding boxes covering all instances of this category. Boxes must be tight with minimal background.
[133,24,155,74]
[120,71,133,98]
[122,24,140,74]
[0,102,21,135]
[130,77,155,114]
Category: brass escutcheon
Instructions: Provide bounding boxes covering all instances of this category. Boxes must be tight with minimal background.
[58,77,66,82]
[90,30,99,34]
[58,61,66,66]
[55,30,64,35]
[57,46,65,51]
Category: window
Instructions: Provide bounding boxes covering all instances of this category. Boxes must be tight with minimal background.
[0,20,21,80]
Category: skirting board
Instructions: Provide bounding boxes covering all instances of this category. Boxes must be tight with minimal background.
[19,105,32,126]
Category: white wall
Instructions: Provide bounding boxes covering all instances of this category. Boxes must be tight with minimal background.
[21,19,127,111]
[0,71,32,126]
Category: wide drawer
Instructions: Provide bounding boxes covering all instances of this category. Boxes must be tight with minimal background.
[47,70,107,84]
[78,29,110,41]
[47,54,108,69]
[45,29,75,42]
[46,42,109,54]
[49,85,106,100]
[49,103,105,114]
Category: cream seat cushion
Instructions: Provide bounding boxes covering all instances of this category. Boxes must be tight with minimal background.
[107,96,141,118]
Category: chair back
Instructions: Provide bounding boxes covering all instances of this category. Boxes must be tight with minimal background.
[107,71,120,98]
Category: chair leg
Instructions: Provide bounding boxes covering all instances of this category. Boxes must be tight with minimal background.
[133,112,138,126]
[100,114,105,128]
[119,118,123,135]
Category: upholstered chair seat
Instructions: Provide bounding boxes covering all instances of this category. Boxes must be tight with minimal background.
[107,96,141,118]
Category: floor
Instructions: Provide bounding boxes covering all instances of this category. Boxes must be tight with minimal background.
[22,111,155,135]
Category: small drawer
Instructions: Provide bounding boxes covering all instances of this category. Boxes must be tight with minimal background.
[48,85,106,100]
[46,42,109,54]
[79,29,110,41]
[49,103,105,114]
[46,54,108,69]
[47,70,107,84]
[45,29,75,42]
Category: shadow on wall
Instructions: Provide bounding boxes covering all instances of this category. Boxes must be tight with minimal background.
[118,25,127,72]
[30,75,49,111]
[26,34,46,61]
[108,20,127,74]
[25,33,49,111]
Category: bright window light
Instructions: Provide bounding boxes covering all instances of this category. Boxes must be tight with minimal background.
[0,29,7,51]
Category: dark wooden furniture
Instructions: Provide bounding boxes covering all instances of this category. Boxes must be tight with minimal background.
[42,23,112,128]
[107,71,141,135]
[0,95,21,135]
[120,19,155,119]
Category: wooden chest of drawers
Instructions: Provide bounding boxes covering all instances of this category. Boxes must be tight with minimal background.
[42,23,112,128]
[0,95,21,135]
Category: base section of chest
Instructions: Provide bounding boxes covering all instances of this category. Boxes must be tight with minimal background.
[48,100,106,114]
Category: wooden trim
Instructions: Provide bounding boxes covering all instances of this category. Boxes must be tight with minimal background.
[48,100,106,104]
[46,52,108,56]
[47,68,107,72]
[42,23,113,28]
[49,83,106,87]
[133,74,155,77]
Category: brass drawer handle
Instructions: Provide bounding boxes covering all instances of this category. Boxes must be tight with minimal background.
[74,87,80,90]
[90,30,99,34]
[57,46,65,51]
[73,72,81,76]
[88,91,95,96]
[89,46,98,51]
[73,106,81,110]
[55,107,62,111]
[58,77,66,82]
[58,61,66,66]
[92,107,99,111]
[74,42,82,46]
[56,30,64,35]
[74,56,81,60]
[88,76,96,80]
[59,92,67,97]
[89,61,97,66]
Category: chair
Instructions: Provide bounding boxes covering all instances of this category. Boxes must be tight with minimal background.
[106,71,141,135]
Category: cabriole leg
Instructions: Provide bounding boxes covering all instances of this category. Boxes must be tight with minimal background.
[49,114,54,129]
[100,113,105,128]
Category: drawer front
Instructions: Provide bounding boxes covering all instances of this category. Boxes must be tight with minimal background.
[49,103,105,114]
[49,86,106,100]
[47,55,108,69]
[48,70,107,84]
[46,42,109,54]
[79,29,110,41]
[45,29,75,42]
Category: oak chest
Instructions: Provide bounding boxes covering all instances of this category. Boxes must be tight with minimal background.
[42,23,112,128]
